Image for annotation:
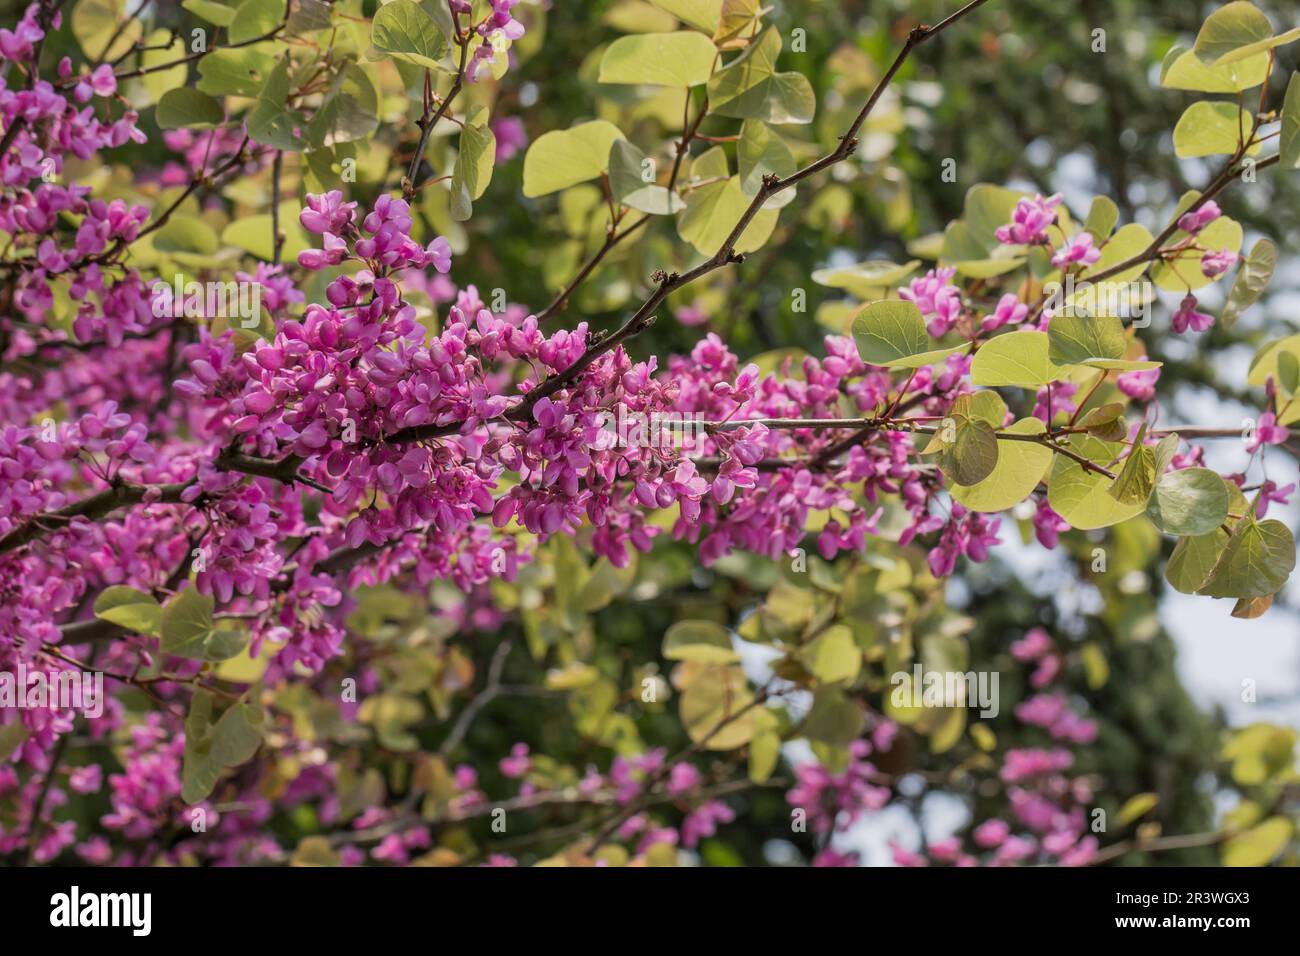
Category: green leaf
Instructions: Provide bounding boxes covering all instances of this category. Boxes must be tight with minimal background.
[1079,403,1127,442]
[951,257,1024,279]
[161,589,249,662]
[1081,643,1109,689]
[183,0,237,26]
[1082,196,1119,241]
[1107,424,1156,506]
[1277,350,1300,395]
[1048,313,1125,366]
[156,88,225,130]
[1194,1,1300,65]
[73,0,143,61]
[543,662,599,690]
[970,331,1064,387]
[852,299,965,368]
[801,686,864,747]
[1222,817,1294,867]
[450,107,496,221]
[799,624,860,684]
[1282,73,1300,170]
[714,0,760,44]
[1147,468,1231,536]
[598,31,719,87]
[154,215,220,255]
[182,690,218,803]
[210,701,264,766]
[93,586,163,635]
[371,0,450,70]
[222,202,313,261]
[959,390,1008,427]
[1047,435,1147,530]
[748,722,781,784]
[1221,238,1277,328]
[1200,517,1296,599]
[522,120,625,198]
[609,139,684,215]
[1167,527,1230,594]
[949,418,1053,513]
[1172,102,1260,158]
[139,30,189,105]
[161,588,215,656]
[649,0,722,33]
[1159,43,1269,92]
[811,259,920,297]
[0,722,29,762]
[197,46,278,97]
[737,120,796,195]
[229,0,284,44]
[933,414,999,487]
[1153,433,1180,477]
[1248,334,1300,392]
[419,0,456,40]
[663,620,739,663]
[306,63,380,148]
[182,690,265,803]
[964,184,1024,249]
[707,28,815,125]
[1117,792,1159,826]
[246,58,308,150]
[679,663,755,750]
[288,0,333,34]
[676,175,779,256]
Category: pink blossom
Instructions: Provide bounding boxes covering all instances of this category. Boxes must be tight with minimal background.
[1171,293,1214,333]
[1176,200,1221,234]
[995,193,1062,246]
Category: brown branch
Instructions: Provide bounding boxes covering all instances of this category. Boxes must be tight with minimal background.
[438,640,513,758]
[510,0,994,422]
[535,216,649,323]
[1084,154,1280,286]
[1091,828,1227,866]
[403,4,469,201]
[91,16,289,85]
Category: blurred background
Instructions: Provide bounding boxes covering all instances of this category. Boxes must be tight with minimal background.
[5,0,1296,865]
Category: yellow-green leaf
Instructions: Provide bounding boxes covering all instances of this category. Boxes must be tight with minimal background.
[598,31,719,87]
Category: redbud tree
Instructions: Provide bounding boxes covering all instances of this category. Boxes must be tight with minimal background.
[1,0,1298,867]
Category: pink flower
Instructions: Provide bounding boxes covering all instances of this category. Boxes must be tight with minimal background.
[1200,248,1237,278]
[1171,294,1214,334]
[1176,200,1221,234]
[812,848,860,867]
[1255,479,1296,518]
[424,236,453,273]
[1116,366,1160,401]
[499,742,531,778]
[1050,232,1101,269]
[1246,412,1290,453]
[667,762,701,796]
[890,842,929,867]
[973,818,1010,848]
[491,117,528,161]
[996,193,1062,246]
[1010,627,1053,662]
[1032,501,1070,549]
[74,64,117,103]
[899,267,962,338]
[675,304,709,326]
[69,764,102,794]
[980,293,1029,332]
[299,190,357,234]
